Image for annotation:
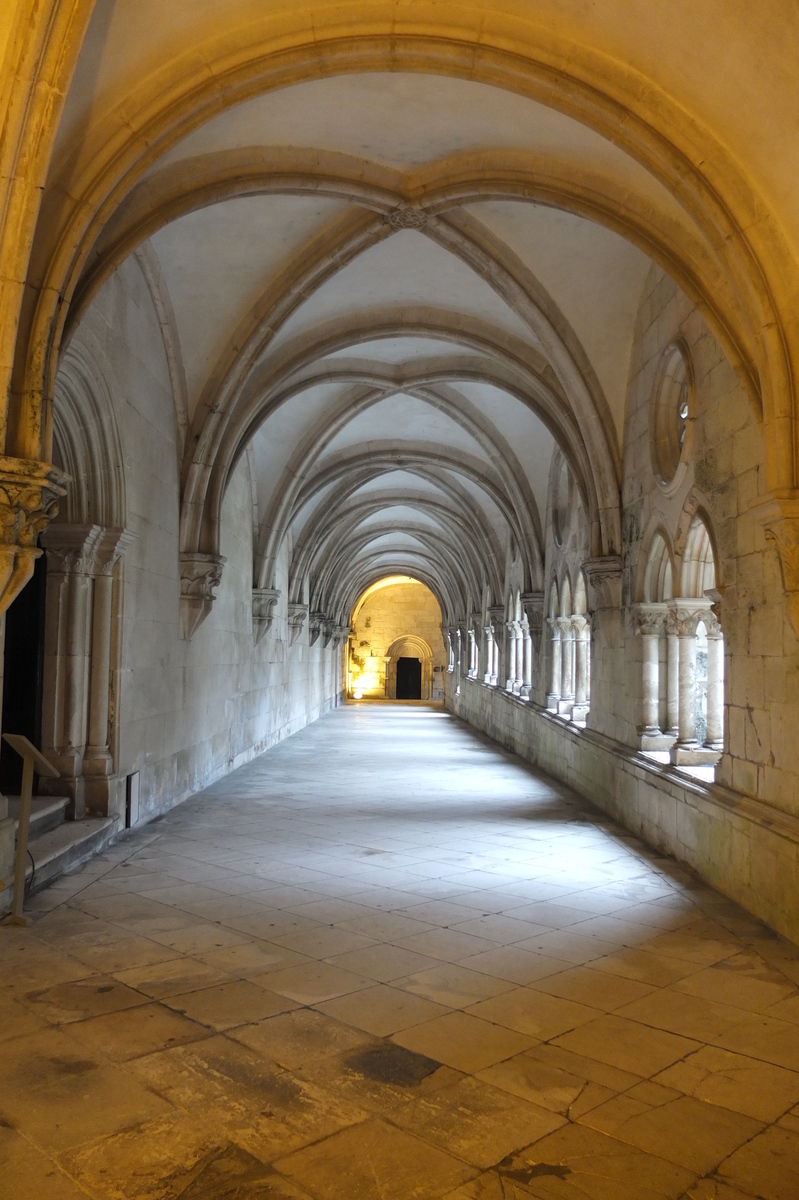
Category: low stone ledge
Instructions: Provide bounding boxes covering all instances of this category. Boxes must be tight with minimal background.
[448,676,799,944]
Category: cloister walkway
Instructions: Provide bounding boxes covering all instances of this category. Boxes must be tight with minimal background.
[2,703,799,1197]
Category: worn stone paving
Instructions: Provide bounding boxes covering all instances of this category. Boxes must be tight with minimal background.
[2,702,799,1199]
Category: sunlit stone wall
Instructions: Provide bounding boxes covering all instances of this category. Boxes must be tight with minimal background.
[348,580,447,699]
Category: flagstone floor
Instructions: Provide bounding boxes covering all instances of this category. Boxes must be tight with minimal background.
[2,702,799,1199]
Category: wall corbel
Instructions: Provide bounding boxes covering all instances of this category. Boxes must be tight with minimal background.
[252,587,280,643]
[180,551,225,639]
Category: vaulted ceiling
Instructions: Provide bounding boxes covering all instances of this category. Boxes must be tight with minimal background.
[44,5,767,626]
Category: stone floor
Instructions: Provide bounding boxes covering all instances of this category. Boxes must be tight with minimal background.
[3,703,799,1199]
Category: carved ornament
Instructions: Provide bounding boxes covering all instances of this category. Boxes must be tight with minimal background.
[383,207,428,231]
[287,602,308,646]
[0,456,68,614]
[252,587,280,644]
[180,551,226,640]
[308,611,326,646]
[582,556,623,610]
[756,497,799,636]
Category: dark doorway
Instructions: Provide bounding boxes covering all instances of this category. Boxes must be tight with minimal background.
[0,550,47,794]
[396,656,422,700]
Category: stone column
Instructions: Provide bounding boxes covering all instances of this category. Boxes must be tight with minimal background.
[513,621,524,694]
[557,616,575,716]
[546,617,561,711]
[665,613,680,737]
[40,526,134,819]
[488,606,504,687]
[572,615,591,721]
[668,598,718,765]
[40,525,100,818]
[467,627,477,678]
[83,531,135,815]
[515,619,527,696]
[633,603,670,747]
[505,621,518,692]
[705,614,724,750]
[483,623,495,685]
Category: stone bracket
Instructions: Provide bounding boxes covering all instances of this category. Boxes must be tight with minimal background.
[180,552,225,640]
[252,587,280,644]
[287,602,308,646]
[754,495,799,636]
[583,556,623,610]
[0,455,68,615]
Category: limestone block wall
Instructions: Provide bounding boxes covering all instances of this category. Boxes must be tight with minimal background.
[52,258,343,826]
[348,580,447,699]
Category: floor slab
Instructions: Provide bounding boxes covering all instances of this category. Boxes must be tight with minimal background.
[2,701,799,1197]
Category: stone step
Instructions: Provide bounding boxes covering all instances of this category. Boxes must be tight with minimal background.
[22,816,117,894]
[7,795,69,840]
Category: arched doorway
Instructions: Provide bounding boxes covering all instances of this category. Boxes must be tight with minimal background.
[385,635,434,700]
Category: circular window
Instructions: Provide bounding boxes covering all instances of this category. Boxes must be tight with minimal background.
[650,341,694,491]
[552,455,574,546]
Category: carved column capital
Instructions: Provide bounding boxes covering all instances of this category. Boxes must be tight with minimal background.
[332,623,350,647]
[252,587,280,643]
[666,596,713,638]
[583,556,623,610]
[0,456,69,612]
[180,551,225,640]
[632,602,667,637]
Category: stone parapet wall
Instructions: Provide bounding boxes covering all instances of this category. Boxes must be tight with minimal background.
[448,675,799,945]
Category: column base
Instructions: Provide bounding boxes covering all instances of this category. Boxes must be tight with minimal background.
[85,774,127,820]
[546,693,559,712]
[637,730,677,751]
[571,703,590,722]
[519,685,531,700]
[670,744,722,766]
[557,698,574,717]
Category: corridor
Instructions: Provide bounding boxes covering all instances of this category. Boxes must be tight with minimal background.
[2,703,799,1198]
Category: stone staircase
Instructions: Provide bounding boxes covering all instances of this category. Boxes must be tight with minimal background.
[3,795,117,907]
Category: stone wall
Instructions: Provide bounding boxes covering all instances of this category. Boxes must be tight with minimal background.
[54,258,344,826]
[449,265,799,942]
[349,580,447,700]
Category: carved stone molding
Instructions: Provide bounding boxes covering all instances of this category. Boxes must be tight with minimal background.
[180,552,225,640]
[666,596,714,638]
[332,623,350,647]
[632,601,668,637]
[252,587,280,644]
[308,611,326,646]
[287,602,308,646]
[382,207,427,231]
[43,525,136,576]
[756,498,799,634]
[583,556,623,610]
[0,456,68,614]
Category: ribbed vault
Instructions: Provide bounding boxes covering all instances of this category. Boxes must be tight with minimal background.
[32,39,782,636]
